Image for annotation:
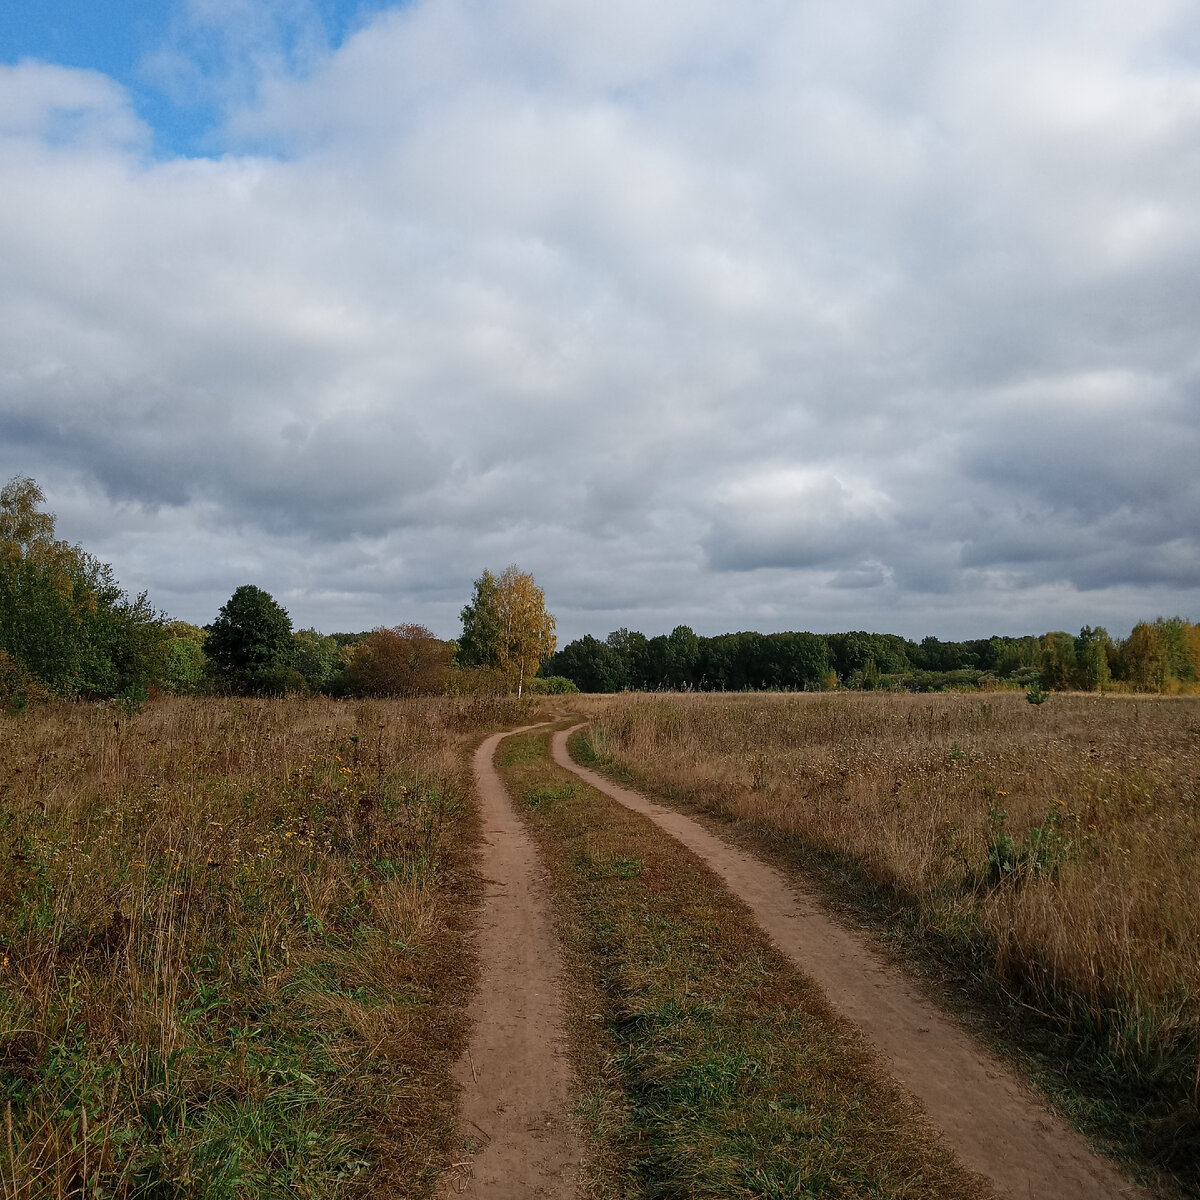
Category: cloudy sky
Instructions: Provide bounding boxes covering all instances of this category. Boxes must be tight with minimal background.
[2,0,1198,642]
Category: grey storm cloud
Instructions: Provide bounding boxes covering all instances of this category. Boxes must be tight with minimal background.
[1,0,1199,641]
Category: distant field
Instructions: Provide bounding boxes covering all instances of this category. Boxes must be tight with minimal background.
[0,695,525,1198]
[577,691,1200,1192]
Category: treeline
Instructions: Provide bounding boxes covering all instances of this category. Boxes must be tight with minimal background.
[153,568,563,700]
[2,478,563,706]
[7,473,1197,704]
[0,482,440,704]
[546,620,1200,694]
[158,587,461,699]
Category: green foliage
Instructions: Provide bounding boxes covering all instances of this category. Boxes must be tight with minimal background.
[526,675,580,694]
[981,806,1070,886]
[828,630,911,676]
[292,627,345,693]
[650,625,700,688]
[0,476,168,699]
[457,568,502,669]
[1026,682,1049,705]
[1038,632,1076,691]
[204,585,296,694]
[1074,626,1112,692]
[524,783,574,808]
[855,657,883,690]
[552,617,1198,696]
[548,635,625,691]
[1106,619,1200,693]
[1153,617,1196,683]
[607,627,651,688]
[0,648,50,711]
[159,622,208,695]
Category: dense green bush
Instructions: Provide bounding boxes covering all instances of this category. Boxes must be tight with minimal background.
[526,675,579,694]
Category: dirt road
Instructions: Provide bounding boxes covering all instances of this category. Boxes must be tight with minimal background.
[552,725,1143,1200]
[440,727,581,1199]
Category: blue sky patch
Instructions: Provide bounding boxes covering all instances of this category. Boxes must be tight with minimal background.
[0,0,396,157]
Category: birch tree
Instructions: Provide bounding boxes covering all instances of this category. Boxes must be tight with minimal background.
[460,565,556,696]
[498,566,557,696]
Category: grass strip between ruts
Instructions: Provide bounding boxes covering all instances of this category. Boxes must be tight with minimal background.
[498,729,993,1200]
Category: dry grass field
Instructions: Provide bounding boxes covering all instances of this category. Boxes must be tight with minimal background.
[577,691,1200,1190]
[0,694,525,1199]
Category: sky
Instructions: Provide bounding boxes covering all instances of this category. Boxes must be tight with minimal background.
[1,0,1198,643]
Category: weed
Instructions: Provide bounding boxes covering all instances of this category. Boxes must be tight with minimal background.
[524,784,574,809]
[980,806,1071,887]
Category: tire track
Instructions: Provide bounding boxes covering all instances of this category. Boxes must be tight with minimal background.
[553,724,1143,1200]
[439,726,581,1199]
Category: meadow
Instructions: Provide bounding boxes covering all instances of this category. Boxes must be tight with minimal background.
[0,694,525,1199]
[578,691,1200,1192]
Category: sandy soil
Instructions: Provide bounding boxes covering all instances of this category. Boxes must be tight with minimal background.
[553,725,1145,1200]
[438,727,582,1199]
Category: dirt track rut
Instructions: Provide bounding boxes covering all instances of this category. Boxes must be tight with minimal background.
[440,727,581,1198]
[553,725,1143,1200]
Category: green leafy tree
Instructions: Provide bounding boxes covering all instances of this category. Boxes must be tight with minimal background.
[457,569,503,668]
[827,631,912,680]
[205,585,296,694]
[1,476,93,690]
[1116,622,1166,692]
[551,635,625,692]
[1154,617,1196,684]
[607,628,650,689]
[648,625,699,689]
[1073,626,1112,692]
[1038,632,1077,691]
[0,476,166,698]
[293,628,343,693]
[772,632,830,690]
[160,622,208,695]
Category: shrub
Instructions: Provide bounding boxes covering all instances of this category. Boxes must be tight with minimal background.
[344,626,454,696]
[0,648,50,711]
[527,675,580,695]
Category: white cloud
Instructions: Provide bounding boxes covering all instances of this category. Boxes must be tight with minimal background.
[0,60,148,149]
[1,1,1199,641]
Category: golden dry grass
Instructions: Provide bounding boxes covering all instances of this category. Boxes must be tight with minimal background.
[0,694,526,1199]
[577,691,1200,1189]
